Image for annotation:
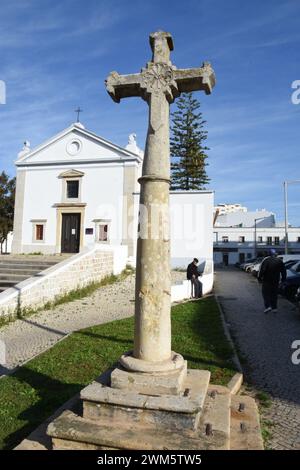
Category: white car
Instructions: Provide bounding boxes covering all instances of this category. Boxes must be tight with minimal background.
[251,261,263,277]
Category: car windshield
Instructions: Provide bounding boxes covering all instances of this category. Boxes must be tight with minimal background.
[290,266,300,274]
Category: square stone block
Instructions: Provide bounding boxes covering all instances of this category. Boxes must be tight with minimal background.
[110,361,187,395]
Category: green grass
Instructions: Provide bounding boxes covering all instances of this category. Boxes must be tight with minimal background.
[255,391,272,409]
[42,274,119,310]
[0,296,236,449]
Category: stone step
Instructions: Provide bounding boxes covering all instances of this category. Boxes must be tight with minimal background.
[0,255,70,261]
[230,395,264,450]
[0,280,19,288]
[0,273,35,281]
[0,268,43,276]
[0,258,67,294]
[48,409,216,450]
[197,384,231,450]
[81,369,210,434]
[0,262,57,269]
[0,264,55,274]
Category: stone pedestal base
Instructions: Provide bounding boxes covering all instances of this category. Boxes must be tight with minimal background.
[46,368,263,450]
[119,350,185,373]
[110,361,187,395]
[82,368,208,433]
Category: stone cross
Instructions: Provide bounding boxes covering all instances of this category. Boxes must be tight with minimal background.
[106,31,215,374]
[75,107,83,122]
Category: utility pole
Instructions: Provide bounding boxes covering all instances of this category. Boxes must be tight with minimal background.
[283,180,300,255]
[254,217,265,259]
[284,181,288,254]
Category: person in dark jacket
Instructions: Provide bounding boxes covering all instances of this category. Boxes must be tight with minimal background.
[258,249,286,313]
[187,258,201,298]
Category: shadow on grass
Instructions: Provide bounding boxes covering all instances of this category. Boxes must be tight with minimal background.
[2,367,83,450]
[78,330,132,345]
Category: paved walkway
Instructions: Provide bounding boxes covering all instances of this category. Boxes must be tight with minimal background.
[215,266,300,450]
[0,271,185,376]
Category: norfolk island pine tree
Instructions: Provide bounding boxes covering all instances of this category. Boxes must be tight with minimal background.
[170,92,209,190]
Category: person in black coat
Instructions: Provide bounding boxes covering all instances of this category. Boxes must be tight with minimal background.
[187,258,202,298]
[258,249,286,313]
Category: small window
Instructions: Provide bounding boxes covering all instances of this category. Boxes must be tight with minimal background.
[247,253,252,259]
[274,237,280,245]
[36,224,44,241]
[297,237,300,243]
[222,236,229,243]
[267,236,272,245]
[99,224,108,242]
[239,236,245,243]
[258,236,263,243]
[67,180,79,199]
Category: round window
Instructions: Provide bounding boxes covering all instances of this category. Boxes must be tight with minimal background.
[66,139,82,156]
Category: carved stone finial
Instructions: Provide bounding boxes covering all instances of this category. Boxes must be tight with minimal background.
[23,140,30,150]
[17,140,31,159]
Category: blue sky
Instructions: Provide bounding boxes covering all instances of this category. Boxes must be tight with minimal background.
[0,0,300,224]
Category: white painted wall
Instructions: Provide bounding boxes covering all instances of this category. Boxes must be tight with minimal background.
[170,191,213,269]
[22,128,129,164]
[80,163,125,247]
[132,191,214,269]
[18,162,126,253]
[171,270,214,302]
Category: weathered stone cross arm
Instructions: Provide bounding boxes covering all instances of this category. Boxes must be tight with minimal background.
[173,62,216,95]
[106,61,215,104]
[106,72,143,103]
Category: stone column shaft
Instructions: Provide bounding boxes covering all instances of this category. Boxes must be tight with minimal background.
[133,92,171,363]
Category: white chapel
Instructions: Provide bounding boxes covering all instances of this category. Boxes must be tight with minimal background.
[12,122,214,269]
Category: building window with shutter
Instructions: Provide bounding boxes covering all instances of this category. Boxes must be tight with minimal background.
[267,236,272,245]
[274,237,280,245]
[99,224,108,242]
[93,219,111,244]
[31,220,46,243]
[36,224,44,241]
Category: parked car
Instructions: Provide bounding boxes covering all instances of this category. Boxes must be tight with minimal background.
[295,287,300,312]
[252,258,298,279]
[287,261,300,273]
[245,258,263,276]
[279,269,300,298]
[240,258,257,270]
[284,259,300,270]
[251,260,264,277]
[278,254,300,263]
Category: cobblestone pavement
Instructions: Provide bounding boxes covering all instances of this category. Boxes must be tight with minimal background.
[215,266,300,450]
[0,271,185,376]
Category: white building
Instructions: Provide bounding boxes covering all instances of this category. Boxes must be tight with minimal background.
[12,122,213,269]
[214,208,275,228]
[214,226,300,265]
[214,203,247,215]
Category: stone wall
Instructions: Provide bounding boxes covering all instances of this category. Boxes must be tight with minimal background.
[0,246,115,319]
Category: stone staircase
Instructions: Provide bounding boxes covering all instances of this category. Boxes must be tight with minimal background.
[0,255,71,294]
